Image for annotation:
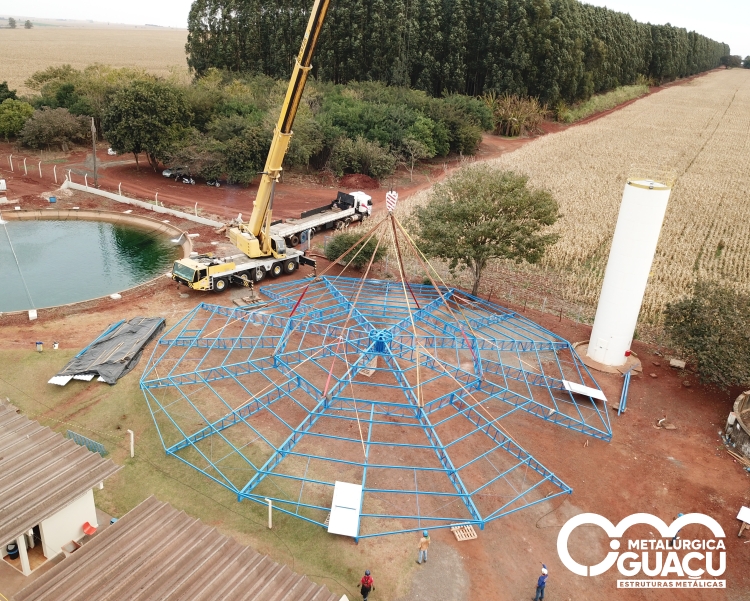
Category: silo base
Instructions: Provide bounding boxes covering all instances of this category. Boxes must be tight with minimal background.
[573,342,642,375]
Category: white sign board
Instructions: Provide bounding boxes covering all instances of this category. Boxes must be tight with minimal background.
[327,481,363,538]
[737,506,750,524]
[563,380,607,402]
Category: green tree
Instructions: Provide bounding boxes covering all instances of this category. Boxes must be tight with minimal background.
[325,232,385,269]
[8,17,16,29]
[719,55,742,69]
[400,136,433,181]
[102,79,190,171]
[24,19,32,29]
[411,164,559,295]
[744,56,750,69]
[0,81,17,103]
[664,280,750,389]
[0,99,34,140]
[19,108,89,151]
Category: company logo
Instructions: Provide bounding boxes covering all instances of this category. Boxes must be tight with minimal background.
[557,513,726,589]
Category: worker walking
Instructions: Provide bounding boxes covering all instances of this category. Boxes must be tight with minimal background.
[417,530,430,564]
[359,569,374,600]
[534,564,548,601]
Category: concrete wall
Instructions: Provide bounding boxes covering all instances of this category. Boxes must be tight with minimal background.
[39,489,97,559]
[61,180,223,227]
[726,391,750,460]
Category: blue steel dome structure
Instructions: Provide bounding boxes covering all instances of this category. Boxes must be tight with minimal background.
[141,276,611,539]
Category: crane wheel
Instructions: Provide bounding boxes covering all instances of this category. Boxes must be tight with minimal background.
[253,268,265,282]
[213,278,228,292]
[289,234,300,247]
[269,263,284,278]
[284,260,297,274]
[335,220,345,230]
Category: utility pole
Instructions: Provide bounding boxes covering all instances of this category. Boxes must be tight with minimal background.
[90,117,98,187]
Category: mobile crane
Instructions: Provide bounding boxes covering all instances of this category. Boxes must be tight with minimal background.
[172,0,334,292]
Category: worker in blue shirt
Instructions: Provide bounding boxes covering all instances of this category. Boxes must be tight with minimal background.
[534,564,548,600]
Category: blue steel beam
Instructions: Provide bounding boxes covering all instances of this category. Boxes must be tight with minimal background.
[238,347,379,497]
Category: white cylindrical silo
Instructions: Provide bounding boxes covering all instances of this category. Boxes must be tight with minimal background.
[586,175,673,366]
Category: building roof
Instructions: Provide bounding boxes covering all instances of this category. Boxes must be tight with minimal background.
[14,496,342,601]
[0,402,121,546]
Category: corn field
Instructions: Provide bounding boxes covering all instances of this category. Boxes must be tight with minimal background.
[400,69,750,327]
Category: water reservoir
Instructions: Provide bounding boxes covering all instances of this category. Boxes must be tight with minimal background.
[0,218,181,312]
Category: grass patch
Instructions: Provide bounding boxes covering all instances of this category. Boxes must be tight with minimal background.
[0,348,414,599]
[559,85,649,123]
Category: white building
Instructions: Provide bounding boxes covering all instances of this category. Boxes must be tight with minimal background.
[0,402,120,577]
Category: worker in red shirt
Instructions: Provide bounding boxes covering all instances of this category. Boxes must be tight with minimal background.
[359,569,374,600]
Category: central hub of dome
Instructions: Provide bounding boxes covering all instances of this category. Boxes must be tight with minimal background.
[369,329,393,354]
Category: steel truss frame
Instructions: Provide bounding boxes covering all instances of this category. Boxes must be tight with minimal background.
[141,277,611,539]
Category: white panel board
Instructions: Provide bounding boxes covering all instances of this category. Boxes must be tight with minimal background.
[737,506,750,524]
[563,380,607,402]
[327,481,363,538]
[48,375,73,386]
[73,374,96,381]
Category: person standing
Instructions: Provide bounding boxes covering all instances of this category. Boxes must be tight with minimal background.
[417,530,430,564]
[534,565,548,601]
[671,512,684,546]
[359,569,374,600]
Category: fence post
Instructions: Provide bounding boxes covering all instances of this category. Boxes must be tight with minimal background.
[194,202,198,216]
[38,161,42,178]
[118,182,122,195]
[155,192,158,205]
[53,164,57,183]
[23,157,27,176]
[127,429,134,458]
[265,498,273,528]
[68,169,72,182]
[487,286,494,303]
[8,154,12,171]
[84,174,88,188]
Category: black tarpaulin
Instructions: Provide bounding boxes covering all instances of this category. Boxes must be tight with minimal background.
[50,317,165,385]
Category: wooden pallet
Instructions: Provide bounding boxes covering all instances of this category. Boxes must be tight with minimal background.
[232,297,267,308]
[450,524,477,541]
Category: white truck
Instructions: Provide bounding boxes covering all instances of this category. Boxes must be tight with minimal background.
[171,190,373,292]
[272,190,372,247]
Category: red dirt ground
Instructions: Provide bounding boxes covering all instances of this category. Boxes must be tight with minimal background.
[2,70,745,599]
[1,251,748,600]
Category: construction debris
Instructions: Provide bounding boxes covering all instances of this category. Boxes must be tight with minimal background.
[670,358,686,369]
[655,417,677,430]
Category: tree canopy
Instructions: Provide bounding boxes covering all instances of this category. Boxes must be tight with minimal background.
[664,281,750,389]
[19,108,89,151]
[0,81,17,103]
[0,99,34,141]
[186,0,730,104]
[102,79,191,170]
[410,164,559,295]
[325,231,385,269]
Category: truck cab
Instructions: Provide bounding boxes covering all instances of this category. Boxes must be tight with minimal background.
[172,256,236,292]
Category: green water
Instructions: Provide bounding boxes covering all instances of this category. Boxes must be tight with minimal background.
[0,220,180,312]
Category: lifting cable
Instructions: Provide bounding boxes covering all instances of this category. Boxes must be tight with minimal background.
[1,215,35,309]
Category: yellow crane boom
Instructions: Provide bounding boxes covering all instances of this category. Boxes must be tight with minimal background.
[239,0,331,256]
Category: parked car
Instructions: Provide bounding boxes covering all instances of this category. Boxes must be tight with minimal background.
[162,167,187,179]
